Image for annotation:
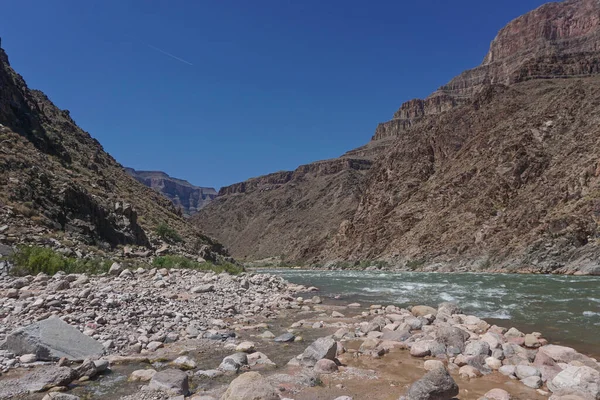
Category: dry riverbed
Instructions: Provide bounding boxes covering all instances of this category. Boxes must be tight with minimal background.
[0,267,599,400]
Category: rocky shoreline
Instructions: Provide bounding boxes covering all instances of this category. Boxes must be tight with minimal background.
[0,269,598,400]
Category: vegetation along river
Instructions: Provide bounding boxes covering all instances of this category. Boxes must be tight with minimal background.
[268,270,600,356]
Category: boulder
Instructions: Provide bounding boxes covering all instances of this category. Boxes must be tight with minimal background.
[170,356,197,370]
[191,284,214,293]
[108,262,122,275]
[20,366,77,392]
[412,306,437,317]
[149,369,189,395]
[221,371,279,400]
[381,329,411,342]
[129,369,157,382]
[274,332,295,342]
[464,340,491,357]
[459,365,481,379]
[219,353,248,372]
[0,317,104,361]
[423,360,445,371]
[521,376,543,389]
[484,388,511,400]
[314,358,338,374]
[435,326,469,353]
[42,394,81,400]
[540,345,600,370]
[247,352,276,369]
[405,367,459,400]
[300,337,337,366]
[235,341,255,353]
[515,365,541,380]
[548,366,600,399]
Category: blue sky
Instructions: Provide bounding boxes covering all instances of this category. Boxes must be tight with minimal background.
[1,0,547,189]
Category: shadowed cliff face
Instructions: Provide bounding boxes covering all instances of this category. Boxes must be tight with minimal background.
[195,0,600,272]
[125,168,217,217]
[0,43,222,252]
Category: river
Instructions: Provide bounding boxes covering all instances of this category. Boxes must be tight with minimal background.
[268,269,600,357]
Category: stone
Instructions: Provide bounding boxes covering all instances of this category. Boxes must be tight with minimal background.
[274,332,296,342]
[410,340,434,357]
[459,365,482,379]
[235,341,255,353]
[540,345,599,370]
[381,329,411,342]
[259,331,275,339]
[464,340,491,356]
[129,369,157,382]
[521,375,543,389]
[191,284,214,293]
[499,365,516,377]
[19,353,37,363]
[93,359,109,373]
[195,369,223,378]
[485,357,502,370]
[436,326,470,352]
[247,352,276,368]
[170,356,197,370]
[424,360,445,371]
[311,296,322,304]
[505,327,524,339]
[515,365,541,380]
[300,337,337,366]
[405,367,459,400]
[484,388,511,400]
[20,366,78,392]
[75,359,98,379]
[481,332,504,349]
[0,317,104,361]
[146,341,164,351]
[149,369,189,395]
[314,358,338,373]
[548,366,600,399]
[221,372,279,400]
[219,353,248,372]
[412,305,437,317]
[42,394,81,400]
[332,311,345,318]
[524,334,540,348]
[437,302,462,315]
[6,288,19,298]
[108,262,122,275]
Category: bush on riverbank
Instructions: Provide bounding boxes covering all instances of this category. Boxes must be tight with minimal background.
[9,246,111,276]
[152,255,244,275]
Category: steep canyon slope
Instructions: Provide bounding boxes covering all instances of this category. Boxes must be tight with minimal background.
[0,42,223,255]
[195,0,600,272]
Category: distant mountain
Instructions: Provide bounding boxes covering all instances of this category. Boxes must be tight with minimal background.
[125,168,217,217]
[194,0,600,274]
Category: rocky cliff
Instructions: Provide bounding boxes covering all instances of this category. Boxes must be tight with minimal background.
[125,168,217,217]
[194,0,600,273]
[194,158,371,261]
[0,41,223,255]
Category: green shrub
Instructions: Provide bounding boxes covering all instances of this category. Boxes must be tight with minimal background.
[155,223,182,243]
[153,255,243,275]
[9,246,111,276]
[406,259,426,271]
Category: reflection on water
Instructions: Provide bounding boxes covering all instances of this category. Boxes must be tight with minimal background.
[268,269,600,356]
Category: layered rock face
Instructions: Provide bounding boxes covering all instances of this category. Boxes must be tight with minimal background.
[193,158,371,260]
[0,42,219,251]
[125,169,217,217]
[374,0,600,142]
[195,0,600,270]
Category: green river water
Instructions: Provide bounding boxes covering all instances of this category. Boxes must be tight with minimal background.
[268,270,600,356]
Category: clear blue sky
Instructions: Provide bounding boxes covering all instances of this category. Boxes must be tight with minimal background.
[1,0,547,189]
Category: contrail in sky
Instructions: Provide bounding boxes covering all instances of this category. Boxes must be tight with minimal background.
[146,43,193,66]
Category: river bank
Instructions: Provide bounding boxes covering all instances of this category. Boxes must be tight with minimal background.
[0,268,599,399]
